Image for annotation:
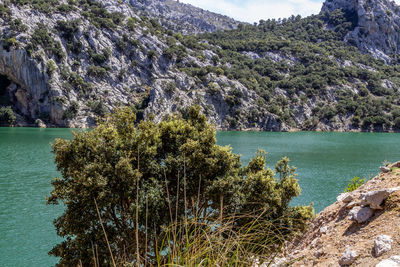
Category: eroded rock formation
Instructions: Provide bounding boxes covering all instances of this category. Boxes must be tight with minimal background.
[322,0,400,63]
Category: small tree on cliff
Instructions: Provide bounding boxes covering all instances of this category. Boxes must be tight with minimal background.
[47,106,313,265]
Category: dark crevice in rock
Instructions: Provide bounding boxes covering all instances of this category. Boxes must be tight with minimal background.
[0,74,12,106]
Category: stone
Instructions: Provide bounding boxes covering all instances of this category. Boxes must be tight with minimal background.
[348,206,374,223]
[376,259,399,267]
[361,188,400,210]
[320,226,330,234]
[339,247,358,266]
[35,119,46,128]
[376,256,400,267]
[337,193,354,203]
[375,235,393,257]
[314,249,325,258]
[346,201,359,209]
[380,166,391,173]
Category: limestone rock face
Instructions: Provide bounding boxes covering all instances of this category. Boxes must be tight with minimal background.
[0,46,53,124]
[321,0,400,62]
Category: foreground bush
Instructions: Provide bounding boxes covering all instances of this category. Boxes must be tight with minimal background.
[47,106,313,266]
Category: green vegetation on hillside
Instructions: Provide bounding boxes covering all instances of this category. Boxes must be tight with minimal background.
[344,176,365,192]
[47,106,313,265]
[1,0,400,130]
[179,10,400,130]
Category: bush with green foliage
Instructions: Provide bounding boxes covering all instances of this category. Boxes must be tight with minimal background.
[26,23,65,61]
[0,106,16,125]
[79,0,124,30]
[87,65,107,78]
[0,4,12,20]
[178,10,400,129]
[10,0,59,14]
[60,67,93,97]
[344,177,365,192]
[62,101,79,120]
[47,106,313,265]
[9,18,28,32]
[88,99,107,116]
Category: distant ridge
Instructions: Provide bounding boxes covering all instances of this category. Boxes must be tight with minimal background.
[125,0,240,34]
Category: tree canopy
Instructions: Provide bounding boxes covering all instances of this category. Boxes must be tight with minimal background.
[47,106,313,265]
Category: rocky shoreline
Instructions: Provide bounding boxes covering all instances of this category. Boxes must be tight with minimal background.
[279,161,400,266]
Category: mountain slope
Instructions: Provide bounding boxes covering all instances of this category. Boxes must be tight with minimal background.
[124,0,240,34]
[0,0,399,131]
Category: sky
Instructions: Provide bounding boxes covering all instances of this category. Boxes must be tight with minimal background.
[179,0,400,23]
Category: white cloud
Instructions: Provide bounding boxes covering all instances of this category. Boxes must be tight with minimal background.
[179,0,323,23]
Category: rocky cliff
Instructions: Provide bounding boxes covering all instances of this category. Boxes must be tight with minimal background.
[0,0,246,128]
[322,0,400,63]
[0,0,399,131]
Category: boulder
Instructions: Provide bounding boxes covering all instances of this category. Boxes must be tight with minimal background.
[337,193,353,203]
[361,188,400,210]
[339,247,358,266]
[380,166,391,173]
[376,256,400,267]
[35,119,46,128]
[348,206,374,223]
[375,235,393,257]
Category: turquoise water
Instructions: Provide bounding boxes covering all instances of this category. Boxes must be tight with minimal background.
[1,128,400,266]
[216,131,400,211]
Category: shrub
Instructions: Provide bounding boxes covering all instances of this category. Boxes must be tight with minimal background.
[87,65,107,78]
[2,37,19,50]
[89,49,110,65]
[0,4,11,20]
[9,19,28,32]
[147,49,158,60]
[26,23,65,61]
[0,106,16,125]
[56,20,80,41]
[344,177,365,192]
[62,101,79,120]
[88,99,107,116]
[46,60,57,76]
[47,106,313,266]
[59,68,93,97]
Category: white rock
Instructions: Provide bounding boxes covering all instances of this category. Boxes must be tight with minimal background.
[361,188,400,210]
[339,247,358,266]
[35,119,46,128]
[380,166,391,173]
[320,226,330,234]
[375,235,393,257]
[337,193,354,203]
[346,201,359,209]
[376,256,400,267]
[348,206,374,223]
[376,259,399,267]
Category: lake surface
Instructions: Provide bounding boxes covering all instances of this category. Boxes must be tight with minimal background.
[1,128,400,266]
